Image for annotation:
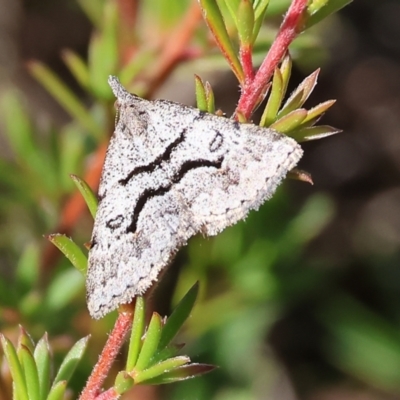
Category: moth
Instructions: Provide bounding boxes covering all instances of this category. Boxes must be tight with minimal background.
[87,76,303,319]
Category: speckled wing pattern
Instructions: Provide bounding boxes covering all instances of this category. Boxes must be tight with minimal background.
[86,76,303,319]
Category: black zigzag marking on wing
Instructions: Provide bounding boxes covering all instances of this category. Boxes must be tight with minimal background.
[127,157,223,234]
[118,129,187,185]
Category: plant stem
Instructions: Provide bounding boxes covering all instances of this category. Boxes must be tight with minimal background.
[240,44,254,84]
[236,0,308,119]
[79,309,134,400]
[95,388,119,400]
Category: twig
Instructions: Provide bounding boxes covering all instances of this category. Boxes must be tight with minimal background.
[79,308,134,400]
[236,0,308,119]
[240,45,254,85]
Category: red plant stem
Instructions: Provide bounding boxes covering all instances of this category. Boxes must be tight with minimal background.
[236,0,308,119]
[240,44,254,84]
[79,311,134,400]
[95,388,119,400]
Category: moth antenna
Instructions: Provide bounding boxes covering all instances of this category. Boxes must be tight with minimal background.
[108,75,138,104]
[114,100,120,125]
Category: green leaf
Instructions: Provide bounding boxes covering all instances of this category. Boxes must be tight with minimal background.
[145,0,183,29]
[237,0,255,47]
[302,99,336,124]
[143,363,216,385]
[199,0,245,84]
[149,344,185,366]
[20,346,40,400]
[0,155,22,192]
[254,0,270,20]
[303,0,353,31]
[45,268,84,311]
[260,67,283,126]
[15,244,40,292]
[158,282,199,351]
[58,125,86,192]
[126,296,146,371]
[320,295,400,391]
[62,50,90,90]
[279,54,292,101]
[46,381,66,400]
[264,0,292,15]
[289,125,341,142]
[34,334,51,400]
[308,0,329,14]
[70,175,98,219]
[88,1,118,99]
[1,335,29,400]
[114,371,134,395]
[270,109,308,133]
[0,90,57,194]
[279,69,320,116]
[28,61,102,139]
[283,193,335,247]
[205,82,215,113]
[77,0,104,27]
[252,0,270,43]
[53,336,89,386]
[47,234,87,275]
[0,90,35,163]
[19,292,42,319]
[224,0,240,26]
[134,356,190,384]
[17,327,35,355]
[135,313,163,371]
[277,90,304,118]
[194,75,208,112]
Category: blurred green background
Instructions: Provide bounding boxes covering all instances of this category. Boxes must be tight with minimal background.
[1,0,400,399]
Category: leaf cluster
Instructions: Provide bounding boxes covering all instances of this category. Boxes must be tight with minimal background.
[0,0,352,398]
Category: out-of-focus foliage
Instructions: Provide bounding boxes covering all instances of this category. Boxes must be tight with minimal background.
[1,329,89,400]
[1,0,400,399]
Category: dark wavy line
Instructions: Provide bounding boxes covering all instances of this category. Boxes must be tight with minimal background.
[126,157,223,233]
[118,129,187,185]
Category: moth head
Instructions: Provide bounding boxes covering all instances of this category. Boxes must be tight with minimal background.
[112,100,150,139]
